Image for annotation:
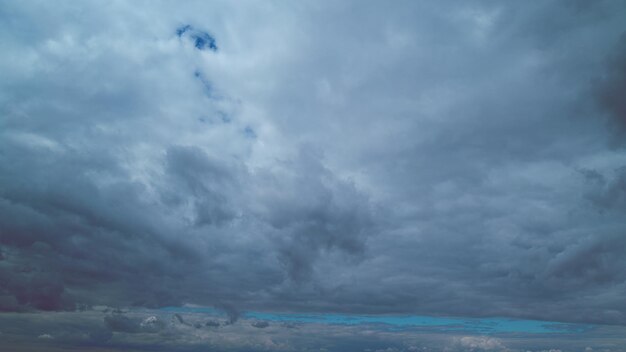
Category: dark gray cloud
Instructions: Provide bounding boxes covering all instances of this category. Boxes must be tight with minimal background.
[250,321,269,329]
[595,32,626,145]
[215,303,241,325]
[104,314,144,333]
[1,3,626,351]
[204,319,220,327]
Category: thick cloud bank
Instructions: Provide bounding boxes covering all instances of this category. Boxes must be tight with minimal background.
[1,0,626,331]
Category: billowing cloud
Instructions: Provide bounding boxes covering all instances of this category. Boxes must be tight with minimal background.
[455,336,507,351]
[1,3,626,352]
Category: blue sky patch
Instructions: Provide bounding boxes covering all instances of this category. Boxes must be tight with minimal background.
[176,25,217,52]
[176,24,191,37]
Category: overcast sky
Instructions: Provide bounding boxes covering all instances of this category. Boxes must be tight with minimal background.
[2,1,626,351]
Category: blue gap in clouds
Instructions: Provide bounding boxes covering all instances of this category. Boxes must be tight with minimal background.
[176,24,217,52]
[176,25,191,37]
[192,32,218,51]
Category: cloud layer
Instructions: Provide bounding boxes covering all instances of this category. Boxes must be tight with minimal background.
[1,0,626,334]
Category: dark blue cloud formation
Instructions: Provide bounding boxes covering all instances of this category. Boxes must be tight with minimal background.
[177,24,218,51]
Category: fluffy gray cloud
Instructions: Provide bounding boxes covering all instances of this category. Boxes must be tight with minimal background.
[1,1,626,346]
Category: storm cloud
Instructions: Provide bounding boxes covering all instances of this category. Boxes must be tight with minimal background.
[1,2,626,349]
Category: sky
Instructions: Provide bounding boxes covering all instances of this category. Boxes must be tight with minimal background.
[1,0,626,351]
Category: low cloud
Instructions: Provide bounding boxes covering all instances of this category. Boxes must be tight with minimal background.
[455,336,507,351]
[251,321,270,328]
